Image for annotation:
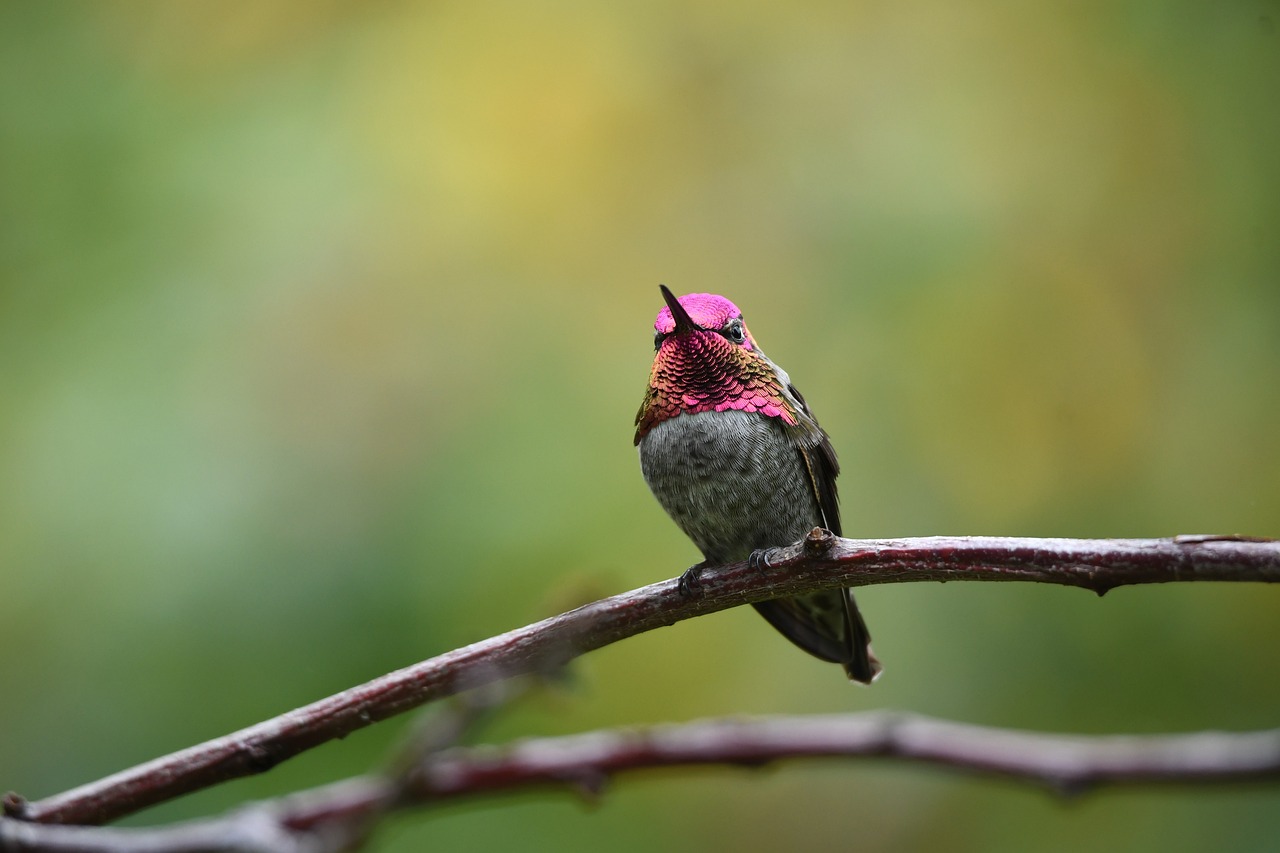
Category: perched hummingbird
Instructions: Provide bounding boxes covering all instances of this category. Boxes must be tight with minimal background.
[635,285,881,683]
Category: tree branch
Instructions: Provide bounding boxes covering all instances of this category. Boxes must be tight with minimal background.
[7,535,1278,827]
[4,713,1279,852]
[406,711,1280,798]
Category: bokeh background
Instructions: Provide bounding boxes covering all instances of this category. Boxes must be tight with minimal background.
[2,2,1278,851]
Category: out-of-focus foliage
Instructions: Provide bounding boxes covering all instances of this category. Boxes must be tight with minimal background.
[2,3,1277,851]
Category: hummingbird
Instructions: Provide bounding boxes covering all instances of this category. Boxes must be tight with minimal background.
[635,285,880,683]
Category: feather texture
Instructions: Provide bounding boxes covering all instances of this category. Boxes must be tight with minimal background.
[636,289,880,683]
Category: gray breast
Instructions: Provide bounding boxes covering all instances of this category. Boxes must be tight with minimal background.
[638,410,821,564]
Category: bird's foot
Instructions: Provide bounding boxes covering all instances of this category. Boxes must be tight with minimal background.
[747,548,777,572]
[677,562,708,598]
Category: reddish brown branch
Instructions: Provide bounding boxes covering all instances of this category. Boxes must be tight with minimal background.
[406,712,1280,798]
[8,535,1278,827]
[4,713,1279,852]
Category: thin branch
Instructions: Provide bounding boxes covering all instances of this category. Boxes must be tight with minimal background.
[4,713,1279,852]
[406,712,1280,799]
[8,534,1278,827]
[0,809,319,853]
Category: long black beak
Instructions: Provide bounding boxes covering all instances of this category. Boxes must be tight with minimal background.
[659,284,698,333]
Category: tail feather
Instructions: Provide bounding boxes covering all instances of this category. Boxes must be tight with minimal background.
[752,589,881,685]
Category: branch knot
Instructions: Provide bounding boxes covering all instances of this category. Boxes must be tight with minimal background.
[803,527,837,557]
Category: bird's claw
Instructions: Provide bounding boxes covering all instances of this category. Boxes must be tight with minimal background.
[748,548,775,572]
[677,563,706,598]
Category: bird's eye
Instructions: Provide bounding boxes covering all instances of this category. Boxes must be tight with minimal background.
[724,319,746,344]
[654,331,666,350]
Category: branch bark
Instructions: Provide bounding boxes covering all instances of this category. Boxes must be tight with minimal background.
[4,713,1279,852]
[407,711,1280,797]
[7,535,1278,827]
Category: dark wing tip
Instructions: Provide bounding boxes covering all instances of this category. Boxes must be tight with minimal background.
[752,591,881,684]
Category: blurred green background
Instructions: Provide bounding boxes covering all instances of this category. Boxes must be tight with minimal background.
[2,2,1278,851]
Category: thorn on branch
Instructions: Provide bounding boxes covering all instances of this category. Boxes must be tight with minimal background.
[565,769,609,805]
[243,743,280,774]
[1050,777,1094,799]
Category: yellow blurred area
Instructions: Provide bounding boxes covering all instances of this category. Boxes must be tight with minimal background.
[1,3,1278,852]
